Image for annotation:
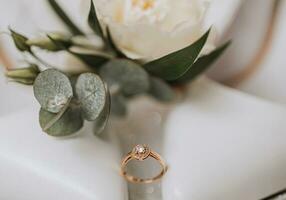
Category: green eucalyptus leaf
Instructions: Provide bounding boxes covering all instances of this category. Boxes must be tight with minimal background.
[76,73,106,121]
[93,86,110,135]
[9,29,30,52]
[174,41,231,84]
[47,0,84,35]
[110,94,127,117]
[39,106,83,136]
[27,33,71,51]
[144,29,211,81]
[88,0,104,39]
[34,69,73,113]
[100,59,149,96]
[149,77,175,102]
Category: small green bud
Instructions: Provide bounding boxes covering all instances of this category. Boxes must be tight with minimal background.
[26,33,71,51]
[8,77,35,85]
[9,29,30,52]
[6,64,40,85]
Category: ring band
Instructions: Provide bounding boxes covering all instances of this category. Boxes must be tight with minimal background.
[120,144,168,184]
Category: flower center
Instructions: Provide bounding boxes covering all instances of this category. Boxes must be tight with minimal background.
[123,0,169,25]
[131,0,155,11]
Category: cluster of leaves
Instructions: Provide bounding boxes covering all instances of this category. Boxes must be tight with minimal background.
[5,0,230,136]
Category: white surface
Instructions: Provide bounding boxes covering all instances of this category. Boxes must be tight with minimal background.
[0,72,33,116]
[163,78,286,200]
[0,108,128,200]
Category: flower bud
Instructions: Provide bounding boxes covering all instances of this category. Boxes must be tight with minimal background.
[6,64,40,85]
[10,29,30,52]
[26,33,71,51]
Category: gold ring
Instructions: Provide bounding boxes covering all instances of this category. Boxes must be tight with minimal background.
[120,144,168,184]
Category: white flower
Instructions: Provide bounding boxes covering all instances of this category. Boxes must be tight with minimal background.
[0,0,241,72]
[85,0,217,61]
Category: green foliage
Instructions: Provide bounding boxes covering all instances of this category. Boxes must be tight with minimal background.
[33,69,73,113]
[6,64,40,85]
[39,106,83,136]
[47,0,84,35]
[75,73,107,121]
[93,86,110,135]
[87,1,124,57]
[149,77,175,102]
[110,94,127,117]
[6,2,231,137]
[173,41,231,84]
[48,34,109,67]
[35,70,110,136]
[27,33,71,51]
[144,29,211,81]
[9,29,30,52]
[100,59,150,96]
[88,0,104,39]
[69,50,109,68]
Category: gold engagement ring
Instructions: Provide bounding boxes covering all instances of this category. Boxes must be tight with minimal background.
[120,144,168,184]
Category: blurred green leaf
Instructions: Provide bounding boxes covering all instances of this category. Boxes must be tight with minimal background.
[47,0,84,35]
[69,50,109,67]
[100,59,149,96]
[149,77,175,102]
[76,73,107,121]
[34,69,73,113]
[39,106,83,136]
[174,41,231,84]
[88,0,104,39]
[110,94,127,117]
[93,85,110,135]
[9,29,30,52]
[144,29,211,81]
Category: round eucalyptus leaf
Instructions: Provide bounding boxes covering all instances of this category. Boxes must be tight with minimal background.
[39,107,83,136]
[149,77,176,102]
[76,73,106,121]
[100,59,150,96]
[94,88,111,135]
[34,69,73,113]
[111,94,127,117]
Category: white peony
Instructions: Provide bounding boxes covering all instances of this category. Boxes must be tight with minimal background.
[0,0,242,72]
[83,0,216,60]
